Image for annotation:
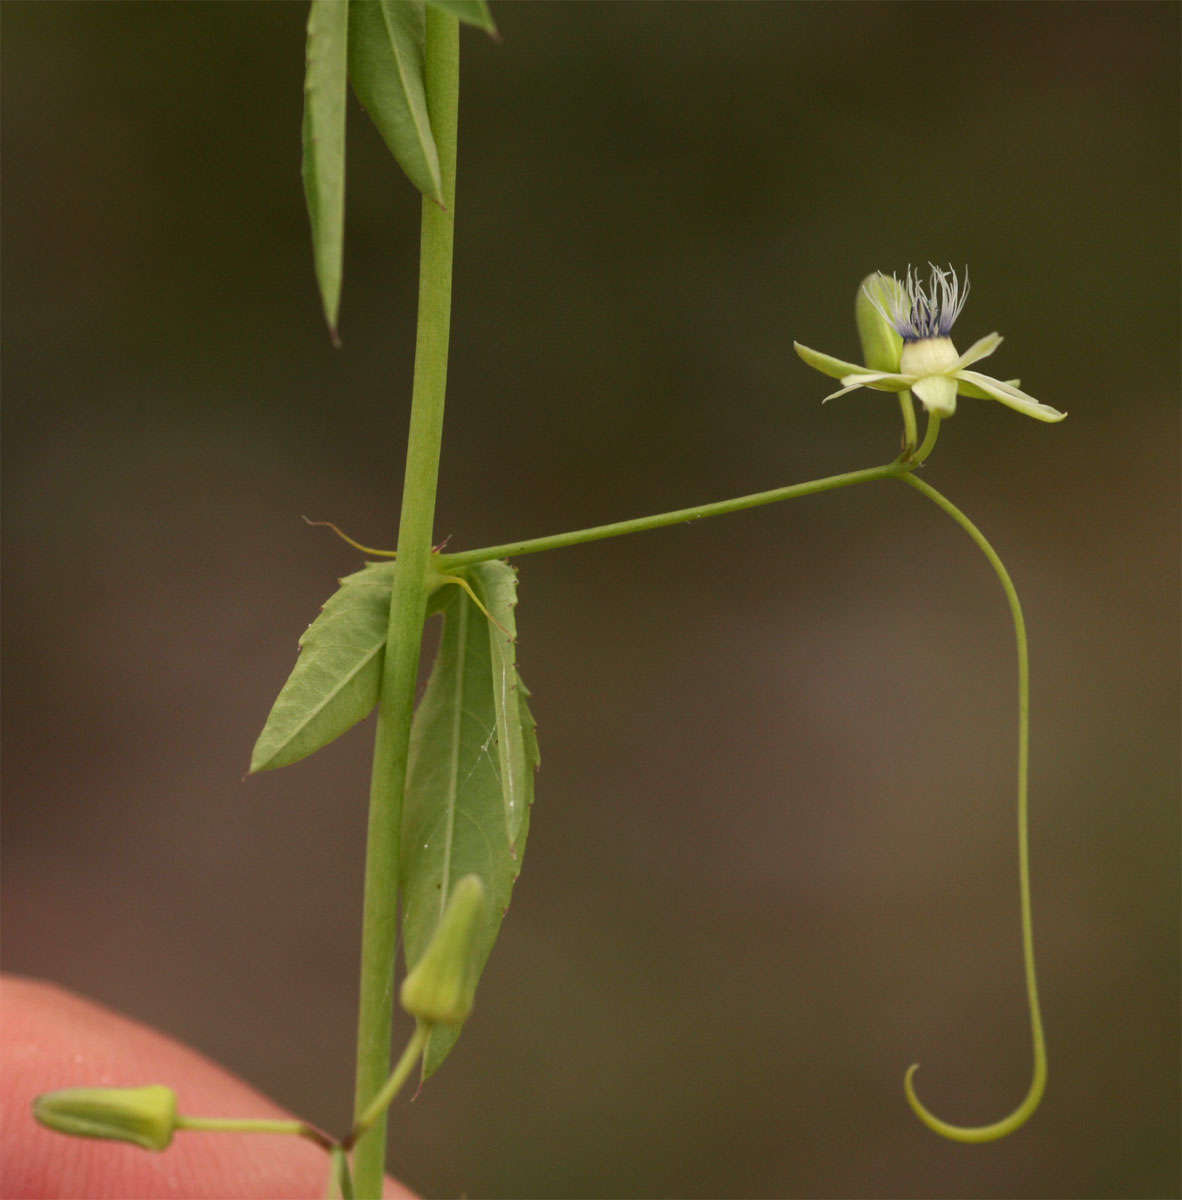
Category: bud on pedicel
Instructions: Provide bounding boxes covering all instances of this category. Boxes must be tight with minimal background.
[855,272,904,372]
[33,1085,179,1151]
[401,874,488,1026]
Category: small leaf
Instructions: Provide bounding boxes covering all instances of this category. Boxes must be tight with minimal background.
[348,0,444,205]
[301,0,350,343]
[401,574,538,1078]
[424,0,497,35]
[250,561,396,773]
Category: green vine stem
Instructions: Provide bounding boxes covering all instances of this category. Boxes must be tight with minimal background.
[437,460,911,570]
[898,473,1047,1142]
[351,10,459,1198]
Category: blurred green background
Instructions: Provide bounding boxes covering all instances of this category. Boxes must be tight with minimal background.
[4,3,1178,1197]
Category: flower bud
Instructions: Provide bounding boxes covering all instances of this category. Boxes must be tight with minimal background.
[400,874,488,1026]
[856,272,904,372]
[33,1085,179,1151]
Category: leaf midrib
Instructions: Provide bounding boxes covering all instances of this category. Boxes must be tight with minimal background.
[439,593,467,920]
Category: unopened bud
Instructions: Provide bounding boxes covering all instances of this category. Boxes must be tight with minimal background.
[33,1085,179,1151]
[856,272,904,372]
[400,874,488,1026]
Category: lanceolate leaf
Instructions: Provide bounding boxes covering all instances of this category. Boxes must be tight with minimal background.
[424,0,497,35]
[348,0,444,205]
[401,574,538,1078]
[249,561,396,773]
[301,0,350,344]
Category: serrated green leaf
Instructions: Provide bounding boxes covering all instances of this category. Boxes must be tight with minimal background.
[468,561,531,849]
[401,575,538,1078]
[348,0,443,205]
[250,561,396,773]
[424,0,496,35]
[301,0,350,344]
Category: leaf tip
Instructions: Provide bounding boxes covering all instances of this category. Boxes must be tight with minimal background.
[248,735,281,775]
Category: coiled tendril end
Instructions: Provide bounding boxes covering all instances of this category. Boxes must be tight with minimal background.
[903,1057,1047,1144]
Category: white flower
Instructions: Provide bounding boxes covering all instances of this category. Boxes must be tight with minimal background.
[794,265,1066,423]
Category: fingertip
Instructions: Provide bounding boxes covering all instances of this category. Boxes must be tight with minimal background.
[1,976,415,1199]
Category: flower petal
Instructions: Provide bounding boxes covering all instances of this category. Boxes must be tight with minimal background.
[953,331,1002,370]
[957,375,1020,400]
[821,370,917,404]
[794,341,869,382]
[839,370,914,393]
[912,375,958,417]
[822,380,870,403]
[957,370,1067,422]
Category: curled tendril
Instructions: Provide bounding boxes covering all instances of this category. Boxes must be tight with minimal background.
[904,1050,1046,1144]
[898,472,1048,1143]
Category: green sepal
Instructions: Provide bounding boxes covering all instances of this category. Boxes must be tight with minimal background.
[855,272,904,372]
[301,0,350,344]
[348,0,444,205]
[957,375,1017,401]
[424,0,496,35]
[793,340,868,382]
[956,370,1066,422]
[33,1085,179,1152]
[250,561,397,773]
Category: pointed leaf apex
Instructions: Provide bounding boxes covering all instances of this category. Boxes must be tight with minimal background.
[425,0,497,36]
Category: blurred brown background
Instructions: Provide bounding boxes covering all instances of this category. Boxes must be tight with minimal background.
[3,3,1178,1197]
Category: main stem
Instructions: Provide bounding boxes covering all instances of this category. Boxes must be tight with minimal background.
[351,12,459,1198]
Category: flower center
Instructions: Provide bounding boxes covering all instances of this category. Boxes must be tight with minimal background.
[900,336,959,377]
